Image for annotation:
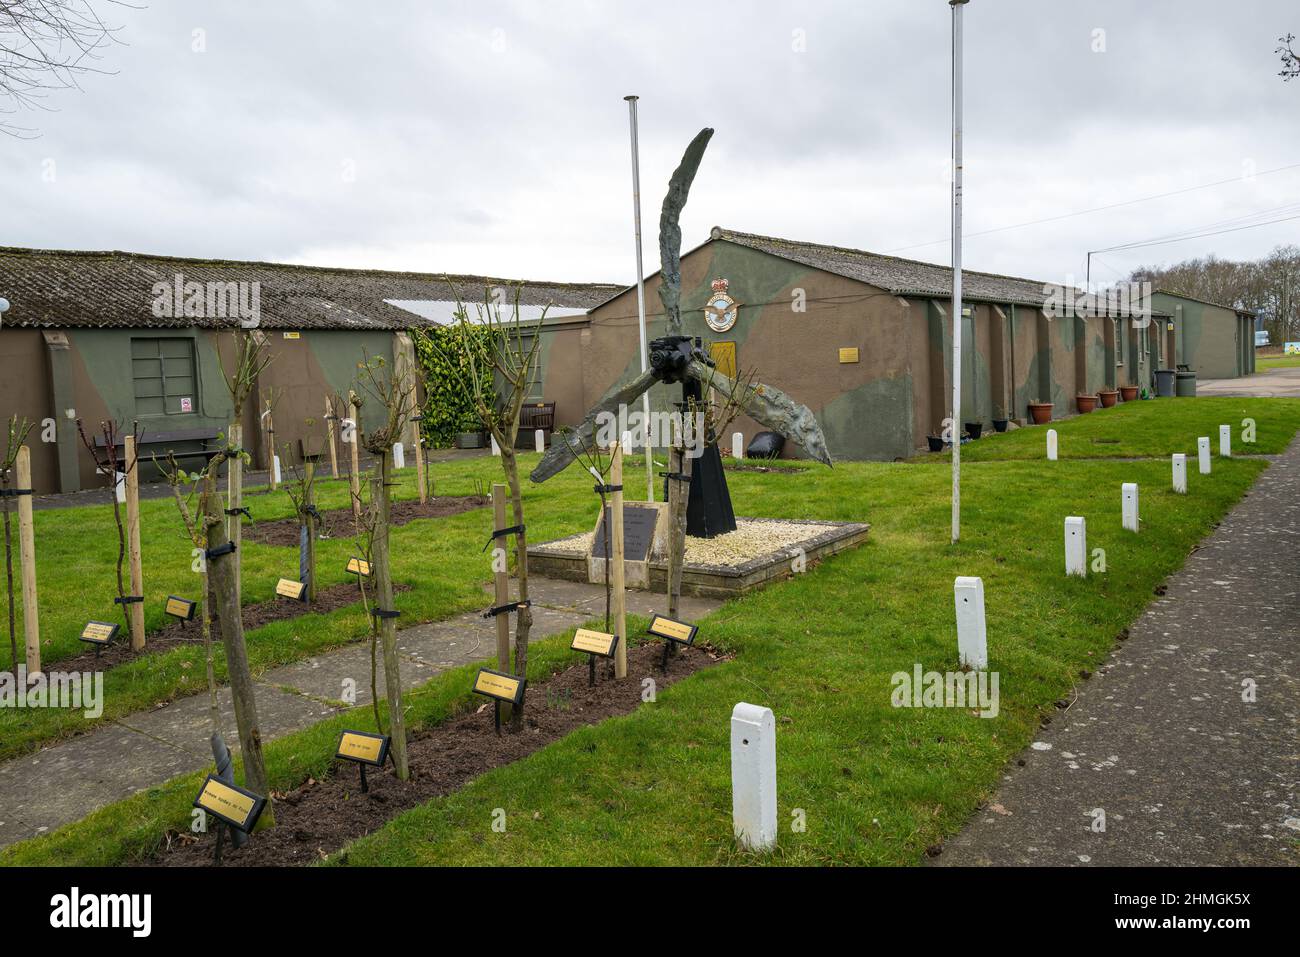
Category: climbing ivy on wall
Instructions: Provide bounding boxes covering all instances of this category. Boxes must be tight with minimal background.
[411,324,499,448]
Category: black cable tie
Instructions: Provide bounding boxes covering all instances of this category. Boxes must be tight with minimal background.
[593,483,623,494]
[658,471,691,483]
[0,488,32,497]
[304,505,322,519]
[224,506,251,520]
[113,595,144,605]
[205,542,237,560]
[482,599,531,619]
[369,608,401,619]
[481,524,526,552]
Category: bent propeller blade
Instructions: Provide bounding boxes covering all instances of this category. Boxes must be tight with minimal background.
[686,359,833,467]
[530,368,659,483]
[659,128,714,336]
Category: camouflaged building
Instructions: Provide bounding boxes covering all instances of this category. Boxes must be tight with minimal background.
[0,246,617,494]
[532,227,1257,462]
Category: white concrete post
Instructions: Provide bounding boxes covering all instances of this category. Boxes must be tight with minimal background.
[953,576,988,670]
[272,454,282,486]
[1122,482,1139,532]
[392,442,405,470]
[732,432,744,460]
[490,433,500,456]
[1065,516,1087,577]
[535,428,545,453]
[1172,453,1187,494]
[1219,424,1231,458]
[1046,428,1058,461]
[731,702,777,851]
[1198,436,1211,474]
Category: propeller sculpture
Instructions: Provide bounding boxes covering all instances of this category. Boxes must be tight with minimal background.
[531,128,832,537]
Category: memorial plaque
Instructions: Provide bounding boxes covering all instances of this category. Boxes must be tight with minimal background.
[346,557,372,577]
[80,621,119,645]
[276,578,307,601]
[571,628,619,658]
[193,775,266,834]
[335,730,390,767]
[648,614,697,646]
[472,667,526,705]
[591,503,659,562]
[165,596,197,621]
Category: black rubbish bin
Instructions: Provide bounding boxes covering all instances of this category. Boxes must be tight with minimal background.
[1175,370,1197,397]
[1154,368,1177,398]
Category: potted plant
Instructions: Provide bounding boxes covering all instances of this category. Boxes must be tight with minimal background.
[964,421,983,440]
[454,413,486,449]
[992,405,1009,432]
[1076,394,1098,413]
[1098,388,1119,408]
[1028,401,1053,425]
[1119,385,1139,402]
[926,434,945,453]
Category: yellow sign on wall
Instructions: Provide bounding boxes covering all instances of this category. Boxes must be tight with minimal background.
[838,347,860,364]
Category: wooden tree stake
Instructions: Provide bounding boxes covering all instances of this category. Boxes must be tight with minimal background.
[371,455,409,779]
[325,396,340,479]
[491,483,510,672]
[15,446,40,675]
[611,440,627,679]
[348,400,361,520]
[304,460,317,603]
[124,435,145,652]
[203,473,273,823]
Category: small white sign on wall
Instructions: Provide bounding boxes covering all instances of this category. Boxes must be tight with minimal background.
[180,397,193,413]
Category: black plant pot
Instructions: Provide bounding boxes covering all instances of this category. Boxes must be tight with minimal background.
[926,435,945,453]
[964,422,983,440]
[992,419,1008,433]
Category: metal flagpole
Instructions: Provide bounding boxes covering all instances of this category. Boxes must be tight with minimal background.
[625,94,655,502]
[950,0,969,544]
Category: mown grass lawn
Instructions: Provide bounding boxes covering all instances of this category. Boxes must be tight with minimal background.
[946,396,1300,462]
[1257,354,1300,370]
[4,397,1289,867]
[0,457,619,761]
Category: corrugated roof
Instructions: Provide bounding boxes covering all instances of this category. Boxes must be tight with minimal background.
[712,227,1063,307]
[0,246,621,331]
[1153,288,1257,317]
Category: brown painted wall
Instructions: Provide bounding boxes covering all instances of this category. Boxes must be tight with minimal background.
[0,328,58,492]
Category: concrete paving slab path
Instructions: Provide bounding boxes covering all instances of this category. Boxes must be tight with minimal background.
[0,578,721,849]
[938,436,1300,866]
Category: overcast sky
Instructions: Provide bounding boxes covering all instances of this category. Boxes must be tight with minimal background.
[2,0,1297,289]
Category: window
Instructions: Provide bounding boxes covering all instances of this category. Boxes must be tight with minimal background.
[131,338,197,416]
[1114,318,1123,366]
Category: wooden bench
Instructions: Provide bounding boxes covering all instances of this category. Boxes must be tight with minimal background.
[517,402,556,448]
[93,427,224,470]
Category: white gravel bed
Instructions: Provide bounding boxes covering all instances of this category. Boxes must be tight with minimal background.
[543,519,839,567]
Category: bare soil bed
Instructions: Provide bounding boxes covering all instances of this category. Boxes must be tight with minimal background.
[58,581,411,673]
[155,641,719,866]
[243,495,489,546]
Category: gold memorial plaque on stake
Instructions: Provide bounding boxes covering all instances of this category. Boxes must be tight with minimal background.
[571,628,619,658]
[648,614,698,645]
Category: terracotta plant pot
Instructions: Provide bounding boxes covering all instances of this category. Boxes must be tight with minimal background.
[1098,389,1119,408]
[992,419,1009,433]
[1028,402,1053,424]
[926,435,945,453]
[1119,386,1139,402]
[1076,394,1098,414]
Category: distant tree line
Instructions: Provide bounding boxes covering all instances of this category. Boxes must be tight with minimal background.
[1128,245,1299,344]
